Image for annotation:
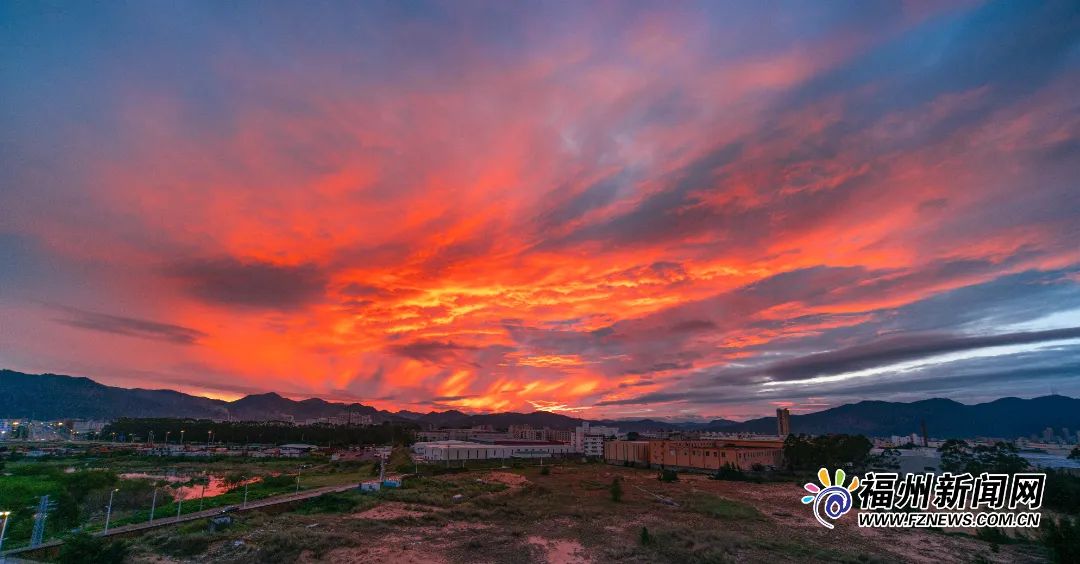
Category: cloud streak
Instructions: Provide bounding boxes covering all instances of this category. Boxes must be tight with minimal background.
[50,305,207,345]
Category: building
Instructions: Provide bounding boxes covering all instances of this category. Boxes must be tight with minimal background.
[509,425,547,441]
[604,440,650,467]
[411,440,572,461]
[508,425,572,443]
[649,439,784,471]
[601,438,784,472]
[776,408,791,437]
[572,422,619,456]
[417,428,508,442]
[545,428,572,443]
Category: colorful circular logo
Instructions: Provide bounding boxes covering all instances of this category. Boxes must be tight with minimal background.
[801,467,859,529]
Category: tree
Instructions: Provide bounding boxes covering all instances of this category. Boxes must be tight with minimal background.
[783,434,873,472]
[938,439,972,473]
[610,477,623,502]
[1068,446,1080,461]
[639,526,651,545]
[868,448,901,470]
[58,532,128,564]
[1043,516,1080,564]
[938,440,1030,474]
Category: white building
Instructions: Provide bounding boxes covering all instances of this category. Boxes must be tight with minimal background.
[412,440,572,461]
[571,422,619,456]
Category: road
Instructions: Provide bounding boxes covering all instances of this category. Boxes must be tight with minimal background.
[0,482,359,558]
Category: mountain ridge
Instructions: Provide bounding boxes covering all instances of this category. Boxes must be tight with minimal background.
[2,369,1077,438]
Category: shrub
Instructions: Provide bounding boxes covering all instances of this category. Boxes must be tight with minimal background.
[658,469,678,483]
[58,532,128,564]
[712,464,748,482]
[1043,516,1080,564]
[610,477,623,502]
[540,465,551,476]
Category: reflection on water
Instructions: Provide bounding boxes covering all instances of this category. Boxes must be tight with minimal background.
[119,472,260,501]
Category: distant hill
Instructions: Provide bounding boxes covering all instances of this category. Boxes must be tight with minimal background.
[2,370,1077,438]
[0,370,229,420]
[720,395,1080,439]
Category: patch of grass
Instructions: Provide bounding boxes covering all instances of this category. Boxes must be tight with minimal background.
[375,475,507,506]
[644,527,741,564]
[295,491,375,514]
[686,494,763,521]
[242,529,356,563]
[750,536,888,563]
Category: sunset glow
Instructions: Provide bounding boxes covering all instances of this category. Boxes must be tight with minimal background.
[2,2,1078,419]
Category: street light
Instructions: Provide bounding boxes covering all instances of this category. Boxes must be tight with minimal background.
[207,430,213,448]
[149,487,158,523]
[104,488,119,533]
[0,510,12,556]
[165,431,171,445]
[180,429,185,445]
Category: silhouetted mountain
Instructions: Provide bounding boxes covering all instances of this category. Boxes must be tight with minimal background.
[0,370,228,420]
[226,392,382,422]
[720,395,1080,439]
[3,370,1077,438]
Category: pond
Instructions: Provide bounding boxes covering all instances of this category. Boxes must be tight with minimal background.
[118,472,261,500]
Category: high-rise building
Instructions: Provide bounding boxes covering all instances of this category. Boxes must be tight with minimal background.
[776,408,791,437]
[1042,427,1054,442]
[572,422,618,456]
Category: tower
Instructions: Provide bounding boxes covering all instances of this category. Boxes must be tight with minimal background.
[776,408,791,437]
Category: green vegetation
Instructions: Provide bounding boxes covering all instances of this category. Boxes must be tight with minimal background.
[101,417,417,447]
[782,434,873,472]
[938,440,1030,474]
[58,532,128,564]
[1042,516,1080,564]
[0,454,378,549]
[376,475,506,506]
[1067,445,1080,461]
[658,468,678,482]
[1044,469,1080,515]
[686,494,762,521]
[609,477,623,502]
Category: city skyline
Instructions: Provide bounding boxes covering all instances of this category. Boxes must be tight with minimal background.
[2,2,1079,420]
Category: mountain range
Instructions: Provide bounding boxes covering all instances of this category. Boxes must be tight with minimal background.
[2,369,1077,439]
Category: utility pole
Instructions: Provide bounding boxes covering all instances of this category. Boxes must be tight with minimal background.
[199,483,206,511]
[243,480,250,508]
[176,488,183,519]
[149,488,158,523]
[295,466,302,493]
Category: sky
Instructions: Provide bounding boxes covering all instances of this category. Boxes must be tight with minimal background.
[1,1,1079,420]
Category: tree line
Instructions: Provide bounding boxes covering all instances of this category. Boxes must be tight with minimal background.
[100,418,418,447]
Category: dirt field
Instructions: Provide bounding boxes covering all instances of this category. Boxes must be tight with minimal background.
[127,462,1051,564]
